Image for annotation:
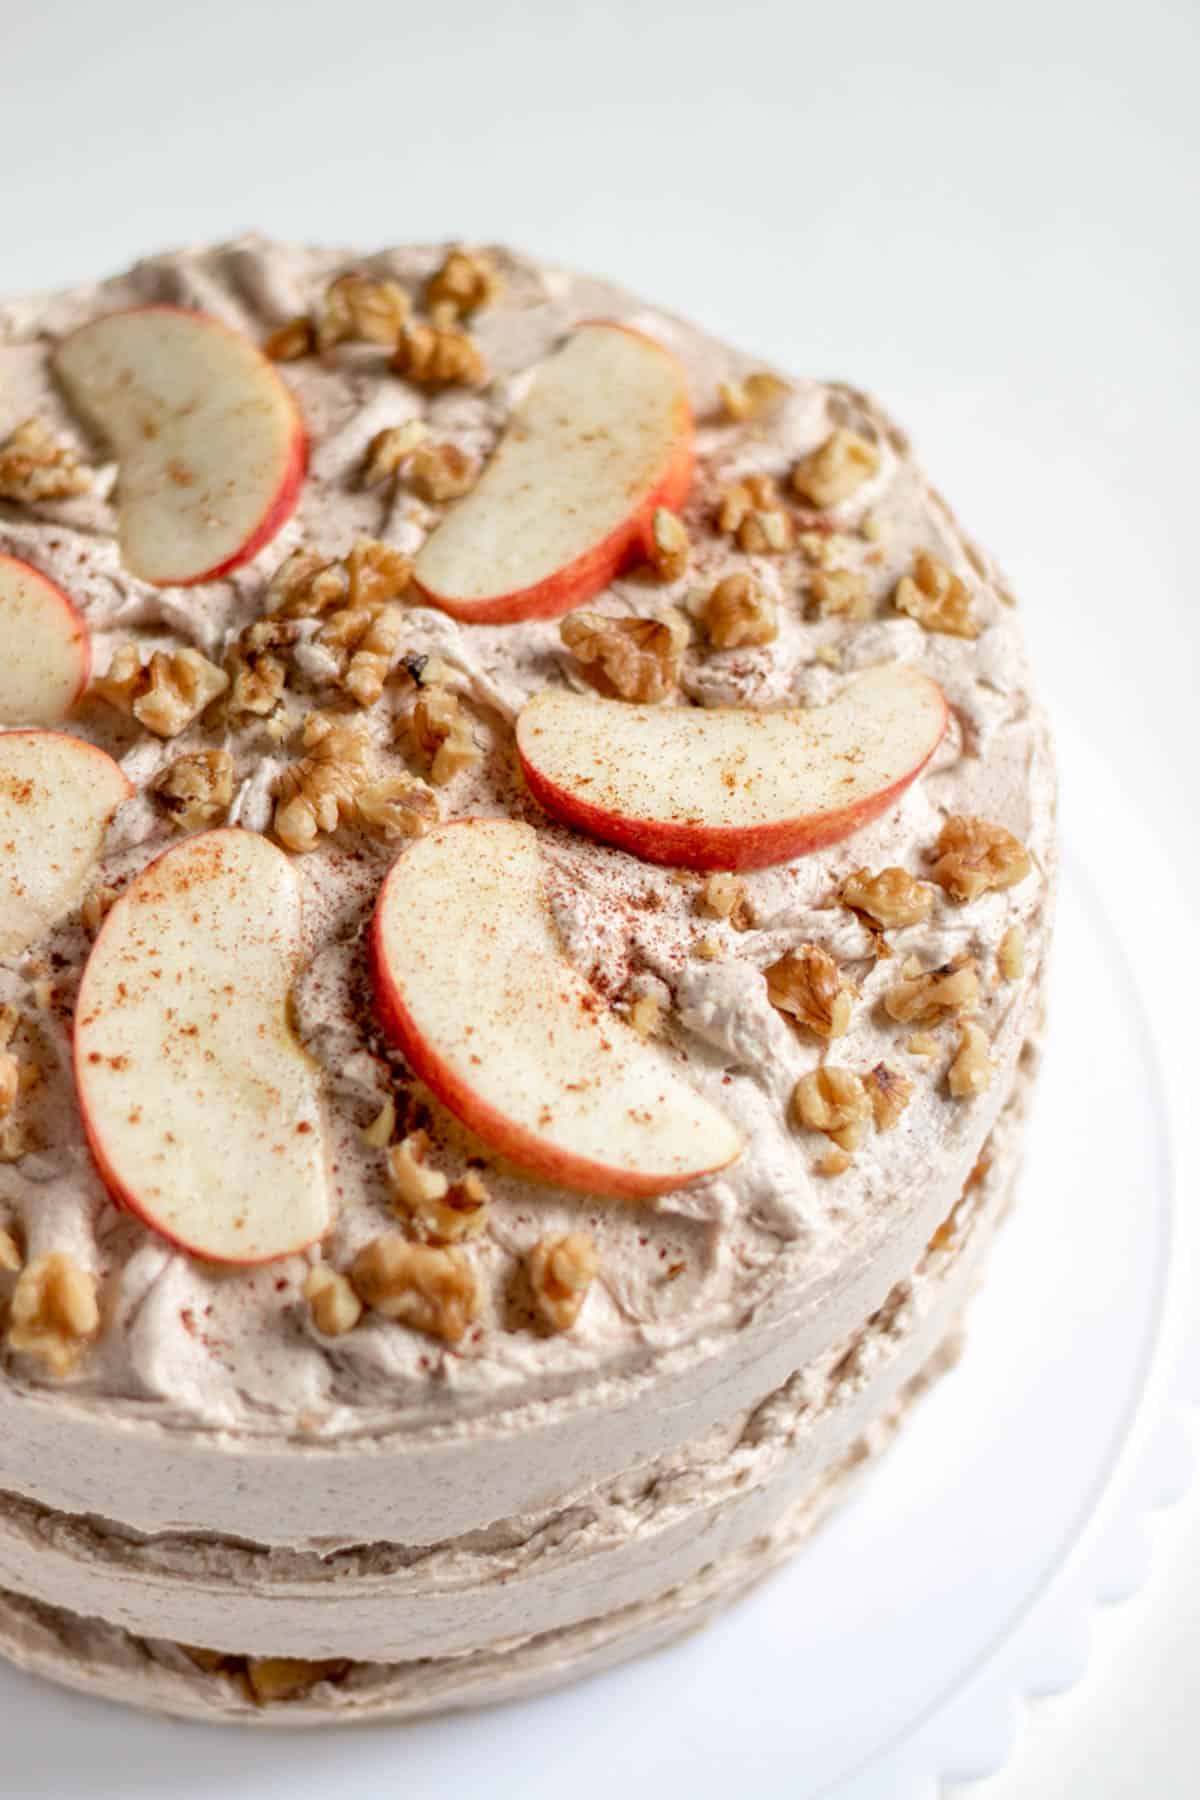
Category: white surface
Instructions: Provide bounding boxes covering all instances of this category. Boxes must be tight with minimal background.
[3,1,1197,1794]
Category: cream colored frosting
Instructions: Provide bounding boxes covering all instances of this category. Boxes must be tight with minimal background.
[0,238,1054,1598]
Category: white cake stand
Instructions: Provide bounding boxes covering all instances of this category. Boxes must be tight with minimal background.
[0,722,1191,1800]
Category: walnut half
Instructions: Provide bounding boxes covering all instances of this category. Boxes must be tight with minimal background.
[7,1252,100,1377]
[928,815,1032,903]
[840,866,933,931]
[766,945,853,1040]
[791,1066,871,1151]
[93,646,229,739]
[273,711,371,853]
[350,1236,480,1343]
[153,750,234,832]
[560,609,688,703]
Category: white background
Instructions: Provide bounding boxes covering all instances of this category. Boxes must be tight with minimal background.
[2,2,1197,1792]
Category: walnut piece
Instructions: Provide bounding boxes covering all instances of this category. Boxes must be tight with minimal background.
[948,1020,994,1098]
[360,1096,396,1148]
[80,884,117,936]
[560,609,687,703]
[273,711,372,853]
[425,247,500,319]
[386,1132,490,1245]
[718,372,790,422]
[316,273,412,352]
[627,993,663,1037]
[361,420,428,487]
[893,551,979,638]
[808,567,871,620]
[647,508,690,582]
[407,441,478,503]
[267,549,350,620]
[815,1147,853,1176]
[701,872,751,928]
[302,1265,363,1337]
[350,1235,480,1343]
[318,602,405,707]
[528,1233,599,1333]
[7,1252,99,1377]
[245,1658,349,1705]
[0,417,91,503]
[863,1062,914,1131]
[345,537,414,609]
[410,686,480,783]
[391,321,486,389]
[766,945,852,1040]
[716,474,793,553]
[153,750,232,833]
[884,956,980,1024]
[791,429,879,508]
[0,1227,21,1273]
[263,316,315,362]
[356,773,440,841]
[791,1065,871,1151]
[997,922,1026,981]
[840,866,934,930]
[93,646,229,738]
[225,616,297,717]
[906,1031,939,1058]
[928,814,1032,903]
[0,1007,18,1122]
[703,572,778,648]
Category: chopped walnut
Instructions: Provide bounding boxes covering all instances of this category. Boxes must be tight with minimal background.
[703,572,778,648]
[410,685,480,783]
[80,884,117,936]
[627,993,663,1037]
[840,866,934,930]
[152,749,234,832]
[798,529,857,570]
[863,1062,914,1131]
[345,537,413,609]
[716,474,793,553]
[0,1227,21,1273]
[391,321,486,389]
[808,567,871,620]
[791,429,879,508]
[860,511,887,543]
[718,372,789,422]
[528,1233,599,1332]
[319,601,405,706]
[893,551,979,638]
[560,609,688,703]
[387,1134,489,1246]
[997,923,1026,981]
[273,711,371,853]
[693,934,723,960]
[948,1020,994,1098]
[766,945,852,1040]
[245,1658,349,1705]
[425,247,500,319]
[225,616,297,717]
[7,1252,100,1377]
[906,1032,939,1058]
[884,957,980,1024]
[928,815,1032,903]
[302,1265,363,1337]
[791,1065,871,1151]
[93,645,229,738]
[267,549,349,620]
[350,1235,480,1343]
[263,316,315,362]
[0,1008,17,1122]
[407,441,478,503]
[316,273,412,352]
[815,1147,853,1177]
[0,417,91,503]
[360,1096,396,1148]
[356,773,439,841]
[647,509,690,582]
[361,420,428,487]
[701,872,751,928]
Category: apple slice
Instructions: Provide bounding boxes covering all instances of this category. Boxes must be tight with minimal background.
[370,819,741,1197]
[0,555,91,724]
[54,307,306,587]
[0,731,131,956]
[413,322,693,624]
[516,665,948,871]
[75,830,331,1263]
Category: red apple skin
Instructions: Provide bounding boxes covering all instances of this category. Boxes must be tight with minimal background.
[55,305,308,589]
[367,841,736,1200]
[0,554,93,710]
[413,323,694,626]
[72,829,326,1266]
[517,691,949,872]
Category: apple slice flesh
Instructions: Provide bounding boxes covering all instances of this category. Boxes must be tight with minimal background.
[0,555,91,724]
[516,665,949,871]
[370,819,742,1198]
[54,306,306,587]
[0,731,131,956]
[413,322,693,624]
[75,830,331,1264]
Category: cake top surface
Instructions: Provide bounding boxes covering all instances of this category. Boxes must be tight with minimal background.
[0,237,1054,1442]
